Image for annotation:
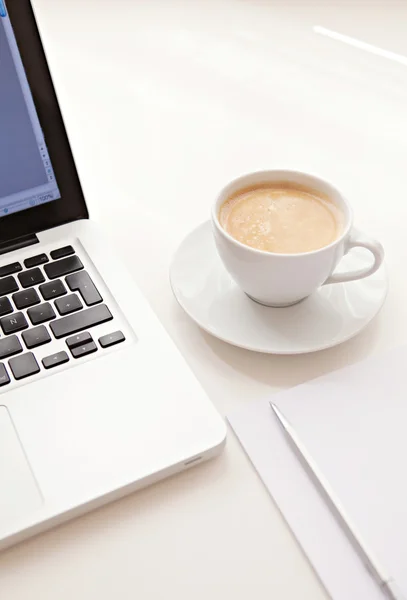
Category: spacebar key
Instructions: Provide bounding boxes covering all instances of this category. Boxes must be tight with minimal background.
[50,305,113,339]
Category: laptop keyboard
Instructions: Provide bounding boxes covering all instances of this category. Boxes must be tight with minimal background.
[0,245,125,385]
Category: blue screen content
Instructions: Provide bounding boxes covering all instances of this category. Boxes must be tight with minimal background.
[0,2,60,217]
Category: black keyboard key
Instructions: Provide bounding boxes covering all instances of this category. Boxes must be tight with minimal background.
[18,268,45,288]
[39,279,67,300]
[0,276,18,296]
[71,341,97,359]
[12,288,40,310]
[50,304,113,339]
[9,352,40,380]
[66,271,102,306]
[50,246,75,260]
[42,351,69,369]
[27,302,56,325]
[99,330,125,348]
[24,253,49,268]
[55,293,82,316]
[22,325,51,349]
[66,331,92,349]
[0,297,13,317]
[0,363,10,386]
[0,262,22,277]
[1,312,28,335]
[45,255,83,280]
[0,335,22,359]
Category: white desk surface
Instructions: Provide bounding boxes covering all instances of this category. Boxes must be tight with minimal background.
[1,1,406,598]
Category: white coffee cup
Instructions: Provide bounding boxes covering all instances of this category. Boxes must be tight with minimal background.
[211,170,384,307]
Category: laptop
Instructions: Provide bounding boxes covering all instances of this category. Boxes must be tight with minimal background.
[0,0,226,551]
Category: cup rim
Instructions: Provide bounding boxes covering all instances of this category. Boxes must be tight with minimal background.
[211,169,354,258]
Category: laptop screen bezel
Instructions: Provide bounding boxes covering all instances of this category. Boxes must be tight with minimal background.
[0,0,88,245]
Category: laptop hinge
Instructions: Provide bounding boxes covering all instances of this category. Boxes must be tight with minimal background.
[0,234,39,256]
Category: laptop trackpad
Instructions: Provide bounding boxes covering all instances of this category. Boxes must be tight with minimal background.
[0,406,42,528]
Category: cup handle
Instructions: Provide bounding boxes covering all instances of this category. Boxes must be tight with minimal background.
[323,230,384,285]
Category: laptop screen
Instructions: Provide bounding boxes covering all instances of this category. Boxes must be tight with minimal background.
[0,2,60,218]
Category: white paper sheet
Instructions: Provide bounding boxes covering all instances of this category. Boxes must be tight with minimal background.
[228,345,407,600]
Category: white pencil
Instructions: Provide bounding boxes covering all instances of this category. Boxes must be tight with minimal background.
[270,402,405,600]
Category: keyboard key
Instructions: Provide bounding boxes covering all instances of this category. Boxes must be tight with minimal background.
[0,297,13,317]
[0,262,22,277]
[24,253,49,268]
[42,351,69,369]
[39,279,67,300]
[99,331,125,348]
[0,335,22,359]
[0,276,18,296]
[55,293,82,316]
[1,312,28,335]
[9,352,40,380]
[12,288,40,310]
[45,256,83,280]
[50,304,113,339]
[0,363,10,386]
[27,302,56,325]
[66,331,92,349]
[50,246,75,260]
[71,341,97,359]
[18,268,45,288]
[66,271,102,306]
[22,325,51,349]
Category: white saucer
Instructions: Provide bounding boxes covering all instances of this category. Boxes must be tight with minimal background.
[169,222,388,354]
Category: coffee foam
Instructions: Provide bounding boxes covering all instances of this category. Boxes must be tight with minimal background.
[219,183,344,254]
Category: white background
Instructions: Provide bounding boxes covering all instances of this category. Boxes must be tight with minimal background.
[1,1,407,598]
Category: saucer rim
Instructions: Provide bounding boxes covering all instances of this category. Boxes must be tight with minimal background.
[169,221,389,355]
